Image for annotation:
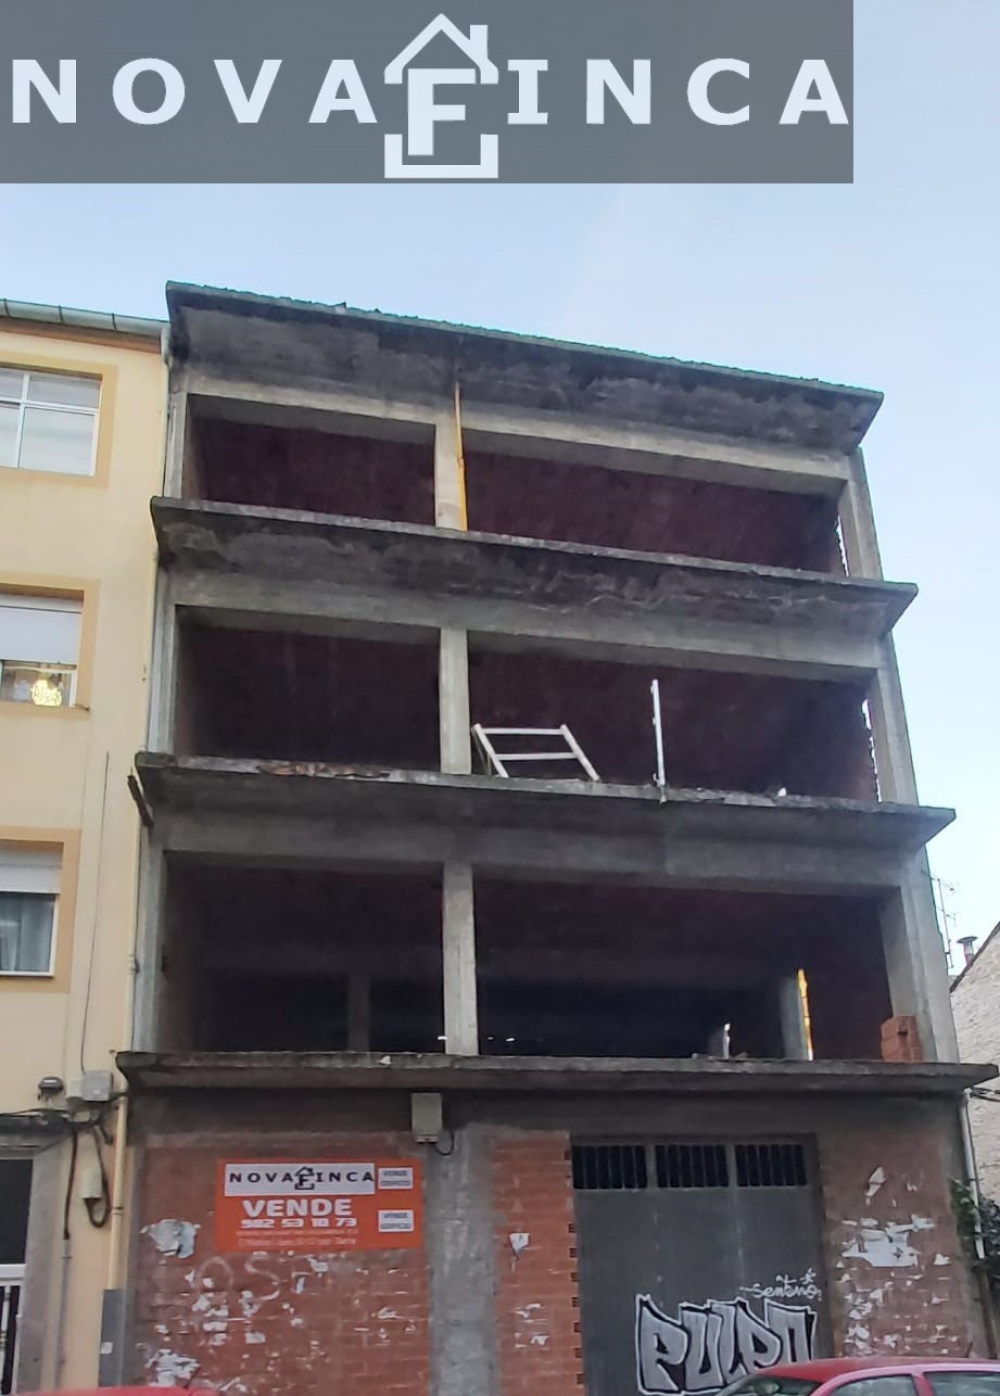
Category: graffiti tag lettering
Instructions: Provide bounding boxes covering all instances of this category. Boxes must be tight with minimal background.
[635,1295,817,1396]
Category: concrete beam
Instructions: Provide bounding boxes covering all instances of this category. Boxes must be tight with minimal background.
[153,499,915,681]
[202,941,775,992]
[117,1049,997,1096]
[157,810,913,896]
[461,402,850,495]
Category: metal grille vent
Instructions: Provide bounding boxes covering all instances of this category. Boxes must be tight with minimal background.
[572,1144,648,1191]
[572,1141,811,1193]
[656,1143,729,1189]
[735,1142,808,1188]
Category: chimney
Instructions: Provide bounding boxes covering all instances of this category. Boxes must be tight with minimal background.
[958,935,978,967]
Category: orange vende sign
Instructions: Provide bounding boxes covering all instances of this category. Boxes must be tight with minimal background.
[215,1159,424,1253]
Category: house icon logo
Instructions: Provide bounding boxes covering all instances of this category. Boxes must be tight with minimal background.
[384,14,500,179]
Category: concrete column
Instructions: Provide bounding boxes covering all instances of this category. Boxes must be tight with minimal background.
[130,838,165,1052]
[778,974,811,1060]
[880,870,958,1062]
[839,451,956,1063]
[426,1124,499,1396]
[347,971,371,1051]
[440,628,472,774]
[434,403,467,530]
[161,386,188,499]
[838,449,883,581]
[145,578,178,754]
[443,864,478,1055]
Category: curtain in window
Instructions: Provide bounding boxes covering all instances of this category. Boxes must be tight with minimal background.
[0,894,54,972]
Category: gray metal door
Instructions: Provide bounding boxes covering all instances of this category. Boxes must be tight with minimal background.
[572,1140,831,1396]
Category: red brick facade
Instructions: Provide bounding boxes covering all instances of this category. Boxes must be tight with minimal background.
[132,1136,430,1395]
[819,1120,982,1357]
[131,1115,984,1396]
[493,1133,583,1396]
[880,1016,925,1063]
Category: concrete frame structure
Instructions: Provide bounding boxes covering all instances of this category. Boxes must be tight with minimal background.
[120,286,993,1395]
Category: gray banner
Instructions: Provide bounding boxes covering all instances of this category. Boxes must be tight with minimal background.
[1,0,852,183]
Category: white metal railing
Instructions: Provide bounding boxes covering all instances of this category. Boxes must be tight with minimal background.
[0,1264,24,1395]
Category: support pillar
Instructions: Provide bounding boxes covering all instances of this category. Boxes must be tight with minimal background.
[439,629,472,774]
[434,403,467,531]
[840,450,957,1062]
[347,971,371,1051]
[778,973,811,1060]
[443,864,478,1055]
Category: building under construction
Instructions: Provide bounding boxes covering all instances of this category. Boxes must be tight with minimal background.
[119,286,995,1396]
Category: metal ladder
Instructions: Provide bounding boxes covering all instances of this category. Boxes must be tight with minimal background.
[471,724,600,781]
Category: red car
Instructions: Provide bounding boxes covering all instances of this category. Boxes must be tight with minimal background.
[721,1360,1000,1396]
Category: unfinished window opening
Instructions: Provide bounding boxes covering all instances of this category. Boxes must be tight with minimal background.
[474,879,890,1061]
[468,645,879,799]
[184,411,434,526]
[464,448,843,573]
[159,862,443,1054]
[175,620,440,769]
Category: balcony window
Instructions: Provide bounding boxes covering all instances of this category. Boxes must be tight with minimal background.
[0,848,60,976]
[0,368,100,476]
[0,596,81,708]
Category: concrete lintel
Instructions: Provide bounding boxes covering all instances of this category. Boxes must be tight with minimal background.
[116,1049,997,1096]
[461,402,850,495]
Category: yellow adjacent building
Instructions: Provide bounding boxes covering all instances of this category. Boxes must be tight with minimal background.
[0,301,166,1392]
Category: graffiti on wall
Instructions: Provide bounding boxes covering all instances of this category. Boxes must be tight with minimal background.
[635,1276,820,1396]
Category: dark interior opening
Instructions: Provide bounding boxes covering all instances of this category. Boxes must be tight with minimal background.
[469,646,878,799]
[175,622,440,769]
[185,414,434,527]
[161,863,443,1053]
[465,449,843,573]
[159,864,890,1063]
[474,879,891,1060]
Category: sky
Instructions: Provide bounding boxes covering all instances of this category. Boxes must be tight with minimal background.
[2,0,997,959]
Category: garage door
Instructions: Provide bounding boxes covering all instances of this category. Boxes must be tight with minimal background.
[572,1139,831,1396]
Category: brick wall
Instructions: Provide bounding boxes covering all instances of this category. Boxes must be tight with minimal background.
[131,1111,986,1396]
[132,1135,430,1396]
[952,927,1000,1198]
[493,1132,583,1396]
[820,1116,985,1357]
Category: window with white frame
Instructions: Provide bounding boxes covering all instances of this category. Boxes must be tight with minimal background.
[0,367,101,476]
[0,595,82,708]
[0,847,60,975]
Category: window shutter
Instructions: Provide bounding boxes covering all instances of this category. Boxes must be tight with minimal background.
[0,597,81,665]
[0,848,61,895]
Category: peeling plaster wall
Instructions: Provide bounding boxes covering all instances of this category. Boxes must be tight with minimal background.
[820,1114,986,1356]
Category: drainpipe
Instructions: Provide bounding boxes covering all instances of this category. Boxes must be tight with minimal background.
[960,1093,999,1357]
